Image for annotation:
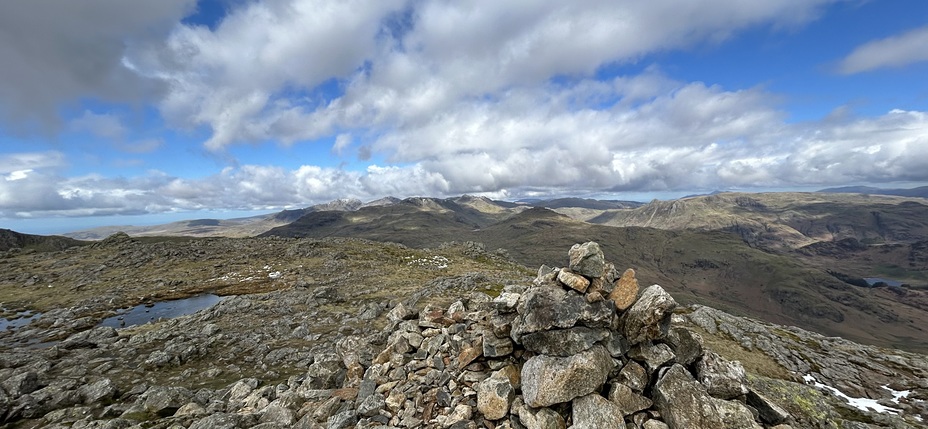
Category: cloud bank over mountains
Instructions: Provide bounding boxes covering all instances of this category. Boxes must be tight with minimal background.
[1,0,927,219]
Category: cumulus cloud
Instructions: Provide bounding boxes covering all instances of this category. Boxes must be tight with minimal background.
[0,0,195,132]
[838,25,928,74]
[124,0,838,151]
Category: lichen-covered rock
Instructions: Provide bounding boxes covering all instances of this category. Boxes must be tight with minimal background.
[517,405,566,429]
[695,351,748,400]
[713,397,763,429]
[608,383,652,416]
[568,242,605,278]
[476,370,515,420]
[664,327,704,366]
[572,393,625,429]
[557,268,590,293]
[653,364,725,429]
[520,327,609,357]
[521,345,614,408]
[628,342,675,373]
[510,284,617,342]
[616,360,649,393]
[610,268,640,311]
[622,285,677,345]
[746,390,790,425]
[483,333,514,358]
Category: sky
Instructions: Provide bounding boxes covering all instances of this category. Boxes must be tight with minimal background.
[1,0,928,234]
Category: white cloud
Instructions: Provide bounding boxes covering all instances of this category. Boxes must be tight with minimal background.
[838,25,928,74]
[123,0,838,151]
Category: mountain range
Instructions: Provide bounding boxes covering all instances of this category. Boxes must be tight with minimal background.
[22,190,926,353]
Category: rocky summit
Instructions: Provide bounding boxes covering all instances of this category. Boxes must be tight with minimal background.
[0,240,926,428]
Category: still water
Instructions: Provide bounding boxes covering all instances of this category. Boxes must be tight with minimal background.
[99,294,224,328]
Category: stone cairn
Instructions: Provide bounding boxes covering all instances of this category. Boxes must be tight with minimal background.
[296,241,792,429]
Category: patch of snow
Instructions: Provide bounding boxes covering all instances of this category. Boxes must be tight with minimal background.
[804,374,901,415]
[268,271,282,279]
[883,385,911,404]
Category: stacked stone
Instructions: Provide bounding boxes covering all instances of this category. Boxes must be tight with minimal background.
[477,241,794,429]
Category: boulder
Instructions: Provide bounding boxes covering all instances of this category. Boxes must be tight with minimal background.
[628,342,675,373]
[695,351,748,400]
[511,284,616,342]
[713,397,763,429]
[664,327,703,366]
[140,386,194,417]
[746,390,790,425]
[571,393,625,429]
[476,370,515,420]
[608,383,652,416]
[568,242,605,278]
[616,360,649,393]
[521,345,614,408]
[653,364,725,429]
[621,285,677,345]
[518,405,566,429]
[520,327,609,357]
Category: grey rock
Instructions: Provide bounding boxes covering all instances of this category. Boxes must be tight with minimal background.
[357,392,385,417]
[476,370,515,420]
[607,383,652,416]
[653,364,725,429]
[2,371,39,396]
[695,351,748,400]
[189,413,243,429]
[304,356,345,390]
[140,386,194,417]
[621,285,677,345]
[327,410,358,429]
[663,327,703,366]
[493,292,521,313]
[511,285,618,343]
[616,360,649,393]
[642,420,670,429]
[568,242,605,278]
[483,333,514,358]
[517,405,566,429]
[521,345,614,408]
[79,378,117,404]
[520,327,609,357]
[571,393,624,429]
[713,397,763,429]
[628,342,675,374]
[601,331,630,357]
[260,402,297,425]
[746,390,789,425]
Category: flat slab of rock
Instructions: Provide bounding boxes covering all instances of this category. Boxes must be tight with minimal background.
[520,327,609,357]
[521,345,614,408]
[609,268,640,311]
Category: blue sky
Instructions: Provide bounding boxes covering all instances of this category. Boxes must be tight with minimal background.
[1,0,927,234]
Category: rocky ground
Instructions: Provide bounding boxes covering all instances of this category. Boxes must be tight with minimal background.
[1,239,926,428]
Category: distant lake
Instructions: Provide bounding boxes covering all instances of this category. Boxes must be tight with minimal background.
[99,294,224,328]
[864,277,904,287]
